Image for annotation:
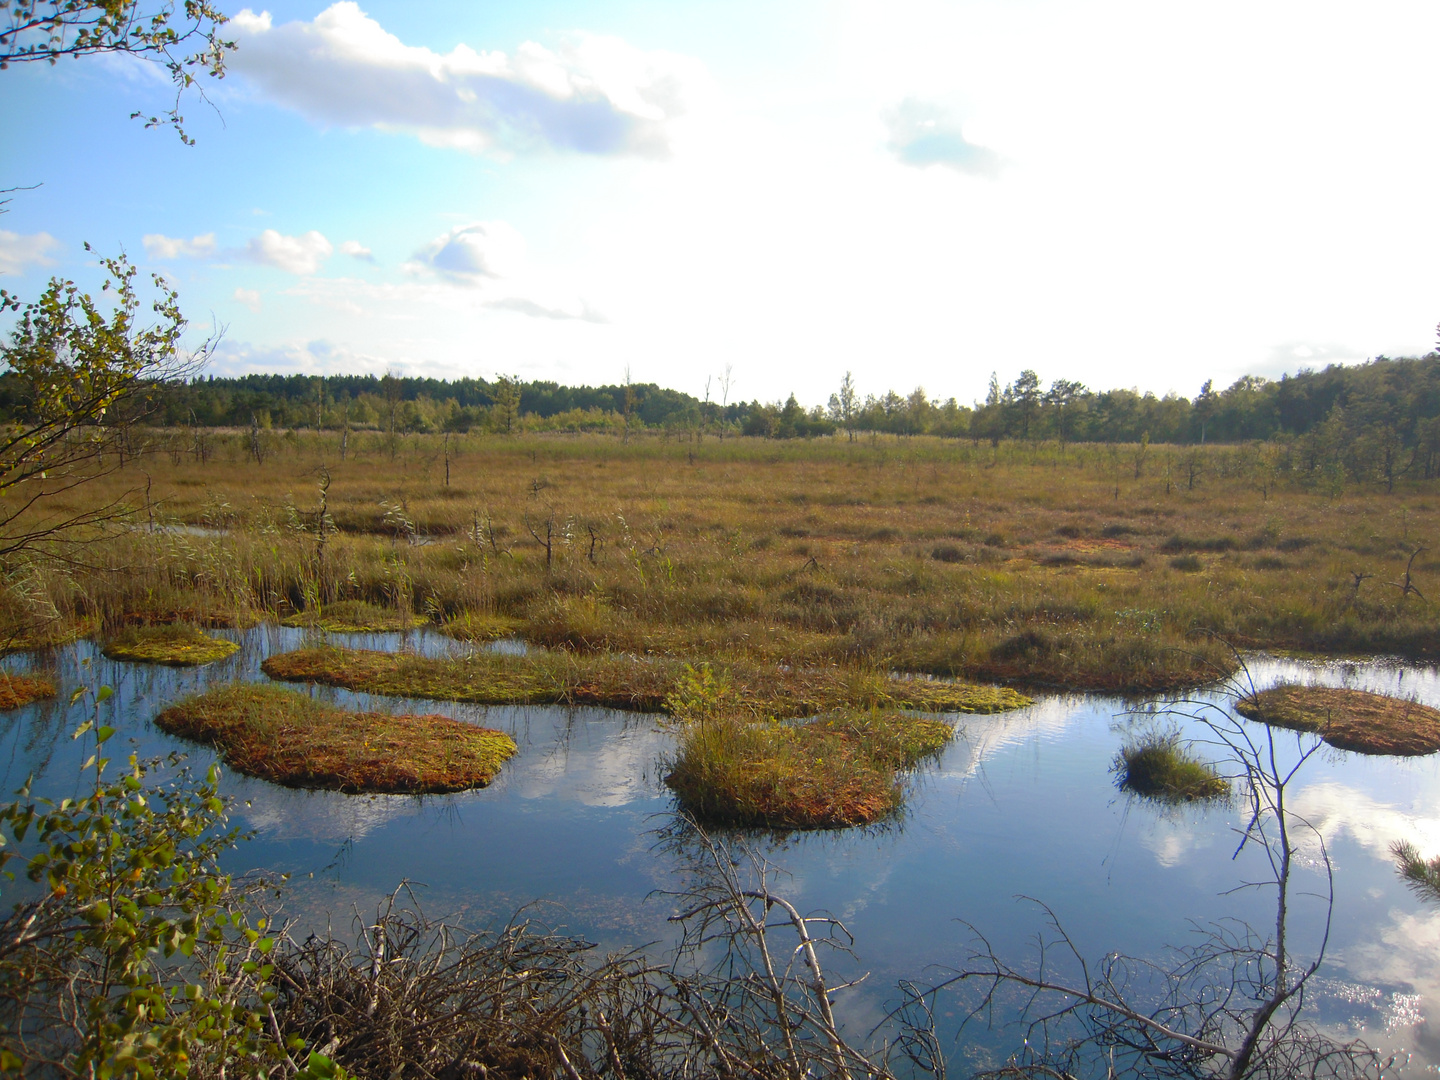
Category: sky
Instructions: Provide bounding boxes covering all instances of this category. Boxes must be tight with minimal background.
[2,0,1439,407]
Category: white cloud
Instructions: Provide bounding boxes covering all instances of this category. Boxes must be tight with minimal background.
[406,222,525,283]
[339,239,374,262]
[233,287,262,312]
[484,297,607,323]
[228,3,691,157]
[0,230,59,275]
[884,98,1000,177]
[142,232,216,260]
[246,229,333,274]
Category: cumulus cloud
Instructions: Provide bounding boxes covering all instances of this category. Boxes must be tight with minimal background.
[228,3,688,157]
[246,229,333,274]
[339,239,374,261]
[142,233,216,260]
[233,287,262,312]
[406,222,525,283]
[884,99,1001,177]
[0,229,59,275]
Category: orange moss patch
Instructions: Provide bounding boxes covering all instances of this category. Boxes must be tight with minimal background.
[0,674,56,710]
[156,683,517,793]
[1236,684,1440,756]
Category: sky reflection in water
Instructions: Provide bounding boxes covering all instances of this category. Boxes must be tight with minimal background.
[2,632,1439,1069]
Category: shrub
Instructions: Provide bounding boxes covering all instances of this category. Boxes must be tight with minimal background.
[1115,732,1227,802]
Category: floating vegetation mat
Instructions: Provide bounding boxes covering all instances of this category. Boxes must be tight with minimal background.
[0,674,56,710]
[280,600,429,633]
[1236,684,1440,756]
[1114,732,1228,803]
[156,683,517,793]
[261,646,1030,718]
[103,624,240,666]
[665,710,955,829]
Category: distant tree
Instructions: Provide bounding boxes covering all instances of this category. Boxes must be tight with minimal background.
[490,375,521,436]
[1044,378,1086,445]
[0,0,235,143]
[1194,378,1216,443]
[1008,369,1042,439]
[827,370,858,441]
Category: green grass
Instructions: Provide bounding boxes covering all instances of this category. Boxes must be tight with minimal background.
[103,624,240,666]
[1114,732,1228,802]
[155,683,517,793]
[664,710,954,829]
[1392,840,1440,903]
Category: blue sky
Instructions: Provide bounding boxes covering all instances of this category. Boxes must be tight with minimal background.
[3,0,1440,405]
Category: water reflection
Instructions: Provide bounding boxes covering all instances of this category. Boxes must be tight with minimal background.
[0,633,1437,1068]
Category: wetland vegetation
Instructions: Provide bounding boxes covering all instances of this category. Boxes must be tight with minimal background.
[1114,730,1229,803]
[101,622,241,665]
[1236,684,1440,755]
[156,683,518,793]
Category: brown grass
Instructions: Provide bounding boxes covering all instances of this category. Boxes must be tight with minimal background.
[1236,684,1440,756]
[280,600,427,633]
[664,710,954,828]
[260,646,1030,718]
[156,683,517,793]
[9,431,1440,692]
[0,674,56,710]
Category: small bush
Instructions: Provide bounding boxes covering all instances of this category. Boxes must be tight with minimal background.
[1169,554,1204,572]
[1115,733,1227,802]
[931,543,966,563]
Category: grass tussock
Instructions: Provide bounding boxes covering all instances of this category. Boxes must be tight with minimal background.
[664,710,954,828]
[262,647,1031,718]
[103,623,240,666]
[0,673,56,710]
[280,599,429,632]
[1236,684,1440,756]
[1115,732,1228,802]
[156,683,517,793]
[1392,839,1440,903]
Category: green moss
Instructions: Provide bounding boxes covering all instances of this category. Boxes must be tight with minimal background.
[1115,733,1227,803]
[280,600,428,633]
[156,683,516,793]
[103,624,240,666]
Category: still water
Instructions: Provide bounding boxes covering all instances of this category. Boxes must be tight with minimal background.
[3,628,1439,1071]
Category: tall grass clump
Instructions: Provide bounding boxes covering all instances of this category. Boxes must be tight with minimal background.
[1114,731,1227,803]
[665,710,953,829]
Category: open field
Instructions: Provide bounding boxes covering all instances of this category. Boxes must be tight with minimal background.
[4,430,1438,692]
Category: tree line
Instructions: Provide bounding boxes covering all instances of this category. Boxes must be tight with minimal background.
[4,352,1440,459]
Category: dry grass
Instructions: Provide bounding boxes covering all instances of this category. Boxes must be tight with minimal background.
[0,674,56,710]
[156,683,517,793]
[664,710,954,828]
[9,430,1440,692]
[1236,684,1440,756]
[102,623,240,666]
[261,645,1030,718]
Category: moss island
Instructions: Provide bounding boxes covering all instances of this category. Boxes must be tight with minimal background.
[103,624,240,666]
[665,710,955,829]
[1236,684,1440,756]
[156,683,517,793]
[0,674,57,710]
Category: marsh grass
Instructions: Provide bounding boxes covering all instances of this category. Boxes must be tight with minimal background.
[261,645,1030,717]
[0,673,55,710]
[1115,732,1228,802]
[280,599,428,633]
[102,623,240,666]
[664,710,954,828]
[10,430,1440,692]
[1392,840,1440,903]
[156,683,517,793]
[1236,684,1440,756]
